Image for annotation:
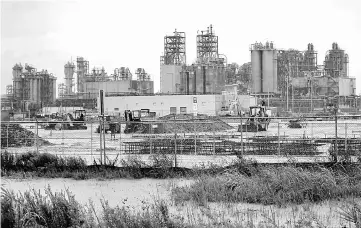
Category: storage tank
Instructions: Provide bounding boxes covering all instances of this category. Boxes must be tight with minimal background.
[343,54,349,77]
[251,50,262,93]
[31,77,38,103]
[64,62,75,94]
[273,50,278,93]
[12,63,23,100]
[260,46,278,94]
[52,77,57,102]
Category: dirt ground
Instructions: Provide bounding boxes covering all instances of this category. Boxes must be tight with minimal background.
[2,119,360,167]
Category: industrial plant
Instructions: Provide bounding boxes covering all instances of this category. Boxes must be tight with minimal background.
[2,63,57,113]
[1,24,360,116]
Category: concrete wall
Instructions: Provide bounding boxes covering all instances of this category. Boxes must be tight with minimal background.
[101,94,223,117]
[160,65,182,93]
[339,78,356,96]
[84,80,132,98]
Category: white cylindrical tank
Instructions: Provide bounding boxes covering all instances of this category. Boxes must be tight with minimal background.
[262,50,278,93]
[12,64,23,99]
[251,50,261,93]
[64,62,75,94]
[52,78,57,103]
[273,50,278,93]
[32,77,38,102]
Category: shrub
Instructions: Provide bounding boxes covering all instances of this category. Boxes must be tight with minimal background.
[172,165,361,206]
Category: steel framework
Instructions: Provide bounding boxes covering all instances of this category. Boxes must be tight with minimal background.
[324,43,348,78]
[58,83,67,98]
[163,29,186,65]
[76,57,89,93]
[196,25,218,64]
[135,68,150,81]
[6,85,13,96]
[113,67,133,81]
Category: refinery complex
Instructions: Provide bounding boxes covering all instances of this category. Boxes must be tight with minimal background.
[1,25,360,116]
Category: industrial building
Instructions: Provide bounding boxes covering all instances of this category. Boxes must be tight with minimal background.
[58,57,154,106]
[246,41,359,113]
[250,42,278,94]
[7,63,57,112]
[2,24,358,116]
[100,94,256,117]
[160,25,227,95]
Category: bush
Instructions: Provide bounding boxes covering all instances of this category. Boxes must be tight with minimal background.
[172,165,361,206]
[1,186,186,228]
[1,151,87,174]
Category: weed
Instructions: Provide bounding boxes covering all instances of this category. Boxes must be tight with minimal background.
[172,165,361,206]
[1,185,84,228]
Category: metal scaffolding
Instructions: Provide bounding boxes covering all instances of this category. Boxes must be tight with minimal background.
[163,29,186,65]
[113,67,133,81]
[196,24,218,64]
[76,57,89,93]
[324,43,348,78]
[135,68,150,81]
[6,85,13,96]
[11,63,56,111]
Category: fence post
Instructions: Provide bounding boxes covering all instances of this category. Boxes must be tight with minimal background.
[335,110,338,162]
[91,122,93,162]
[345,123,347,156]
[194,118,197,155]
[149,122,153,154]
[212,120,215,155]
[6,122,9,149]
[36,120,39,153]
[119,122,122,154]
[62,118,64,155]
[240,117,244,157]
[103,118,106,165]
[174,120,177,168]
[277,122,281,156]
[99,119,103,165]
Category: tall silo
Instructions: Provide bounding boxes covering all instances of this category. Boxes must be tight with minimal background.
[251,48,262,93]
[343,54,349,77]
[52,76,57,103]
[272,50,278,93]
[12,63,23,100]
[261,42,278,94]
[64,62,75,94]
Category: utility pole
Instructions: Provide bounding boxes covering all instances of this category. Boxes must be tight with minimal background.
[310,74,313,113]
[286,61,290,111]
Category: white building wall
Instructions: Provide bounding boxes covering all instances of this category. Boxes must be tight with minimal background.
[339,78,356,96]
[84,80,132,98]
[101,95,221,117]
[41,106,83,115]
[160,65,182,93]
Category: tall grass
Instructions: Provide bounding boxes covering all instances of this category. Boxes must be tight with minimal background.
[1,186,187,228]
[172,165,361,206]
[339,200,361,227]
[1,186,84,228]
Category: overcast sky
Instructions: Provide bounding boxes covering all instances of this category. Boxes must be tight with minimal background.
[1,0,361,95]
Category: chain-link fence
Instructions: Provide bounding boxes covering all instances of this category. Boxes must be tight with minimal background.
[1,117,361,167]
